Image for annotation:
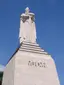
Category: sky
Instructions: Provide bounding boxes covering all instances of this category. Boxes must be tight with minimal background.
[0,0,64,84]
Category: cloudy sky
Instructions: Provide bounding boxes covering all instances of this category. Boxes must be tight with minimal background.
[0,0,64,85]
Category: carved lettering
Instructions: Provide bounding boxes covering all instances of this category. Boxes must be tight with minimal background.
[28,60,46,68]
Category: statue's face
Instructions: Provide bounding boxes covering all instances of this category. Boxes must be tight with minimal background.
[25,7,30,15]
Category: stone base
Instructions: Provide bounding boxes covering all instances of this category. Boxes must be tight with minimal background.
[2,42,60,85]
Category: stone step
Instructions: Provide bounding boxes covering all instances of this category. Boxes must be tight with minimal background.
[20,46,44,52]
[21,44,43,50]
[21,42,39,46]
[19,49,48,54]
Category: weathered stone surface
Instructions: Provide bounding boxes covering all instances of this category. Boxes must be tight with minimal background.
[2,42,60,85]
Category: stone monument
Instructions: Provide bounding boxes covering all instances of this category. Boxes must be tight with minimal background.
[2,7,60,85]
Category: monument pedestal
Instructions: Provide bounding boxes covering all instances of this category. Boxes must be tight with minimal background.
[2,42,60,85]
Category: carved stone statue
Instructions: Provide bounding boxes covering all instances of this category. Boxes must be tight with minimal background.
[19,7,37,43]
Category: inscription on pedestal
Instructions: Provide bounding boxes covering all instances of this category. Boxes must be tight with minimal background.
[28,60,46,68]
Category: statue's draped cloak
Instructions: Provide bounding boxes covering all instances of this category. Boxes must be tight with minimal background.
[19,13,36,43]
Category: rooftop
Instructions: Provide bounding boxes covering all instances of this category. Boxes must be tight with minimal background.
[0,65,4,72]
